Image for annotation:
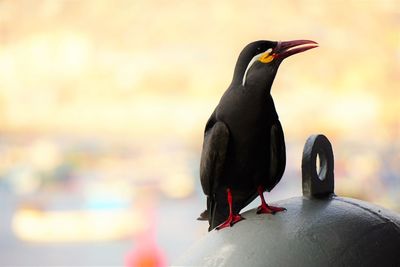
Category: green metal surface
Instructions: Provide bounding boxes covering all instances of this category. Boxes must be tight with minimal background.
[177,135,400,266]
[177,196,400,267]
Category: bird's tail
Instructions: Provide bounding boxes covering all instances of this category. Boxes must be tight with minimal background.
[197,195,219,232]
[208,190,230,231]
[196,196,220,233]
[197,196,212,221]
[208,196,218,231]
[197,210,208,221]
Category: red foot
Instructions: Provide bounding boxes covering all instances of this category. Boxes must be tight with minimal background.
[216,213,244,230]
[256,185,286,214]
[215,188,244,230]
[257,204,286,214]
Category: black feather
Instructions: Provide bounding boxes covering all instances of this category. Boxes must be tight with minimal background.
[199,40,286,231]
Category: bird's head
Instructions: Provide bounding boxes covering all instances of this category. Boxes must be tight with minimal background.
[232,40,318,88]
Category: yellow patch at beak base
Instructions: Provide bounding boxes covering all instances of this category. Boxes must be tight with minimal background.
[259,52,275,63]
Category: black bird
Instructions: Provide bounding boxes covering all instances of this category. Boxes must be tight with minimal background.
[198,39,318,231]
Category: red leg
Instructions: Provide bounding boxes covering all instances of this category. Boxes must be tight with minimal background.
[256,186,286,214]
[216,188,244,230]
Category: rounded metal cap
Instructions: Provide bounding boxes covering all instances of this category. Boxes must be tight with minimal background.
[176,134,400,267]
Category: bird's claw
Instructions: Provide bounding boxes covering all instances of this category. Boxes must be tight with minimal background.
[257,205,286,214]
[216,214,244,230]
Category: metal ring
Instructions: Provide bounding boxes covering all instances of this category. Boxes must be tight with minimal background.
[302,134,335,198]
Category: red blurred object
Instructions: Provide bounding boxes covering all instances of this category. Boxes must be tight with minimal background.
[125,198,166,267]
[125,239,166,267]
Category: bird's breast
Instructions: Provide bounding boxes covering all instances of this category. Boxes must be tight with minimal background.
[217,89,275,132]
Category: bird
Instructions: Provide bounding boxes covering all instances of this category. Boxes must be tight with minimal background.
[198,39,318,231]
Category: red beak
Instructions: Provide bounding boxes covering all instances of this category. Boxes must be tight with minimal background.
[274,40,318,60]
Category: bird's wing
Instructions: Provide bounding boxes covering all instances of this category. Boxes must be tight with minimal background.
[199,118,229,226]
[267,119,286,191]
[200,120,229,195]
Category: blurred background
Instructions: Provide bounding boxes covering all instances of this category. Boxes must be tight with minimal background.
[0,0,399,266]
